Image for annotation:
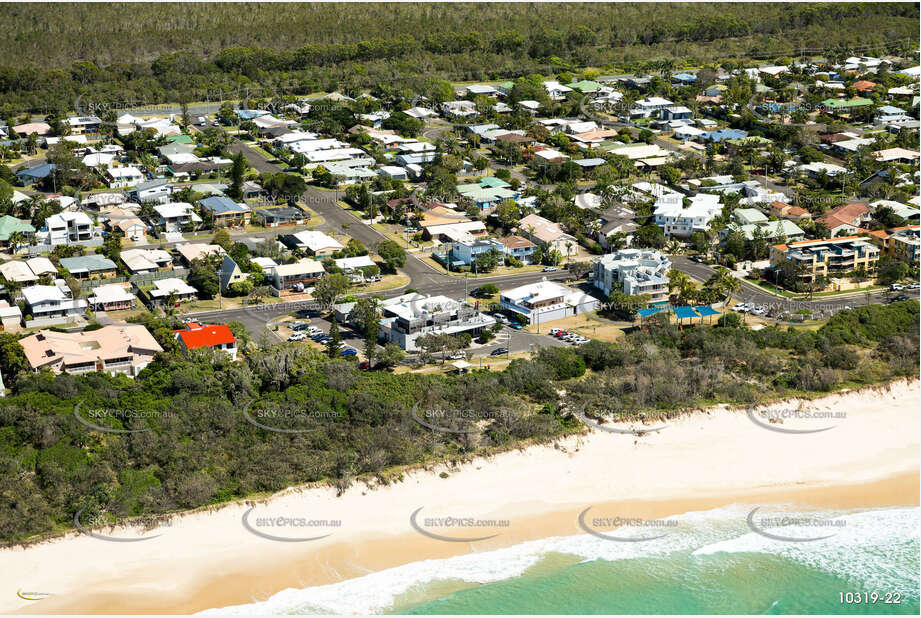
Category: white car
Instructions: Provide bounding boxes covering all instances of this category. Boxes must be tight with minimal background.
[543,266,559,272]
[288,332,306,342]
[890,284,905,291]
[732,303,748,312]
[448,352,467,360]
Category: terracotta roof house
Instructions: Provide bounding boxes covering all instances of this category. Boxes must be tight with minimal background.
[852,80,877,93]
[817,203,870,235]
[769,201,812,221]
[173,322,237,360]
[19,325,162,377]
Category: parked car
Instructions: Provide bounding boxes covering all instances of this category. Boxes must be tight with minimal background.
[907,282,920,290]
[490,347,509,356]
[732,303,748,312]
[508,322,522,329]
[890,283,905,291]
[543,266,559,272]
[341,348,357,356]
[288,332,306,342]
[358,361,371,370]
[549,328,562,335]
[448,351,466,360]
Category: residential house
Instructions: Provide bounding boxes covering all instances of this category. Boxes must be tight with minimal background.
[15,163,56,185]
[271,258,325,292]
[18,325,162,377]
[873,148,920,164]
[770,237,880,283]
[282,230,344,257]
[593,248,671,302]
[255,206,308,227]
[103,207,147,238]
[120,248,173,275]
[41,211,95,245]
[769,201,813,222]
[449,237,505,267]
[333,255,377,283]
[498,235,537,264]
[817,203,870,236]
[21,284,87,321]
[59,255,118,280]
[153,202,201,233]
[87,283,136,311]
[147,278,198,306]
[200,196,251,227]
[66,116,102,135]
[0,260,38,284]
[517,214,578,255]
[175,243,225,266]
[0,215,35,249]
[500,280,600,325]
[106,166,145,189]
[218,255,248,292]
[130,179,174,205]
[174,322,238,361]
[661,105,693,121]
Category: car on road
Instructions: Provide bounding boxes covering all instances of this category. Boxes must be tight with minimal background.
[508,322,522,329]
[494,314,510,325]
[542,266,559,272]
[891,295,909,303]
[341,348,357,356]
[448,352,467,360]
[490,347,509,356]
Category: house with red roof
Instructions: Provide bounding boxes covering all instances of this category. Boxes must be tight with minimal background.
[173,322,237,360]
[817,203,870,236]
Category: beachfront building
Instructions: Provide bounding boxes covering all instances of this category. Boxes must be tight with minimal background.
[500,280,600,326]
[379,295,496,352]
[868,225,920,264]
[770,237,880,284]
[18,324,162,377]
[271,258,325,293]
[592,249,671,303]
[173,322,238,360]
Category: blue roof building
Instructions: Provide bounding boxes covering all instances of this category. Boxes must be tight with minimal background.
[703,129,748,143]
[16,163,56,183]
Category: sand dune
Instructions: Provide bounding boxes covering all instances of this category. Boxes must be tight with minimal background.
[3,379,918,614]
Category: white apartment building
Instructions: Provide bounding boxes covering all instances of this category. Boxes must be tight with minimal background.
[593,249,671,302]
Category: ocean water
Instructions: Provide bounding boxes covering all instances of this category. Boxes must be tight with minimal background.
[200,506,920,615]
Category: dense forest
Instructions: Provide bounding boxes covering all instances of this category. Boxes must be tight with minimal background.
[0,301,917,544]
[0,3,917,115]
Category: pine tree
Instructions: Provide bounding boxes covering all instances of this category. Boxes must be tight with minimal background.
[326,317,342,358]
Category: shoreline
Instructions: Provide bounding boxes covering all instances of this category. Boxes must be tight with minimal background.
[3,379,918,614]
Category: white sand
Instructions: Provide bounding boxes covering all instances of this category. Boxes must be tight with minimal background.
[2,379,918,613]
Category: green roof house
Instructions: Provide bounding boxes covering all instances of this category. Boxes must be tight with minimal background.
[0,215,35,246]
[822,98,874,110]
[567,80,603,93]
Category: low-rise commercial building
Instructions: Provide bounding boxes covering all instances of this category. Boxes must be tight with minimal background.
[380,295,496,351]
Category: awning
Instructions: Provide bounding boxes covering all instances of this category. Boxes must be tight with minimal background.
[694,305,720,317]
[451,360,472,370]
[637,307,665,318]
[672,305,700,320]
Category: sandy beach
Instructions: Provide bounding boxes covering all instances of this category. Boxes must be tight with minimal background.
[3,379,919,614]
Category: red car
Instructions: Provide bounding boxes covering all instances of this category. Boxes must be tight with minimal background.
[554,330,570,338]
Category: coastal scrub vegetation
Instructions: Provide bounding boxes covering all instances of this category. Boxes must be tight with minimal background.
[0,300,917,544]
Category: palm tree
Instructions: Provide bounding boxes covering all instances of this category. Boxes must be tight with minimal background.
[7,231,24,255]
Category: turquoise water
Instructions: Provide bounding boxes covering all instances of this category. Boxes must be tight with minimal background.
[200,506,920,615]
[397,552,917,614]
